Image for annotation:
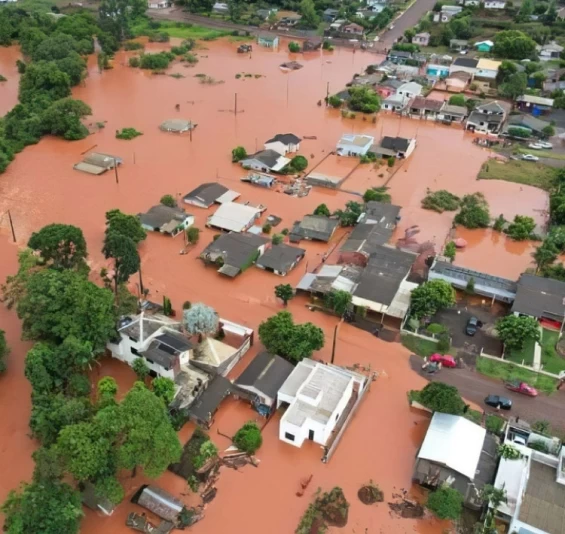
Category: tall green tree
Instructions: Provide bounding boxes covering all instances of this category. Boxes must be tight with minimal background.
[16,269,116,350]
[494,30,537,60]
[325,290,352,316]
[102,232,140,293]
[410,280,455,319]
[105,209,146,244]
[152,377,176,405]
[41,98,91,140]
[300,0,320,28]
[496,60,518,85]
[334,201,363,227]
[19,62,71,106]
[1,481,83,534]
[258,311,324,362]
[27,224,88,270]
[499,72,528,100]
[274,284,294,306]
[0,329,9,372]
[313,204,331,217]
[419,382,465,415]
[496,315,540,351]
[533,240,559,271]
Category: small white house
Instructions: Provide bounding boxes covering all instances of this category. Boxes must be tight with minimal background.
[336,134,375,156]
[107,313,193,379]
[381,94,408,112]
[484,0,506,8]
[147,0,170,8]
[277,360,367,448]
[264,133,302,155]
[396,81,423,100]
[212,2,229,13]
[138,205,194,237]
[240,149,290,173]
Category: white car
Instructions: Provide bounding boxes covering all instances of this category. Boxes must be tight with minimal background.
[528,143,543,149]
[522,154,540,162]
[538,141,553,149]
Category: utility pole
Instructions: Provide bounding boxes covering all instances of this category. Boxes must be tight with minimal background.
[326,81,330,102]
[189,121,193,142]
[138,263,145,296]
[113,158,119,184]
[7,210,16,243]
[234,93,238,115]
[330,323,338,364]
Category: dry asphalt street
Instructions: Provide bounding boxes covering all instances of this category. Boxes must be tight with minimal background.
[379,0,438,46]
[409,355,565,432]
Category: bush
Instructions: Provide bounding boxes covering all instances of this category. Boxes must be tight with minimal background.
[426,484,463,520]
[262,223,272,234]
[387,156,395,167]
[313,204,331,217]
[448,94,465,106]
[493,214,506,232]
[322,40,334,51]
[436,331,450,354]
[363,187,391,203]
[183,301,191,310]
[505,215,536,241]
[116,128,143,140]
[124,41,144,51]
[289,155,308,172]
[328,95,342,108]
[454,193,490,229]
[421,190,460,213]
[288,41,301,53]
[232,146,247,162]
[233,421,263,454]
[272,234,283,245]
[139,52,174,70]
[486,415,505,435]
[348,86,380,114]
[444,241,456,262]
[419,382,465,414]
[129,56,140,68]
[186,226,200,244]
[508,126,530,139]
[160,194,176,207]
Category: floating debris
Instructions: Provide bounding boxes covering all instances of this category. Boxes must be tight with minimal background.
[280,61,303,71]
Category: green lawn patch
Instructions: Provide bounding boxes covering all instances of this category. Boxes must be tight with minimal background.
[131,20,231,41]
[485,414,505,435]
[516,148,565,162]
[540,328,565,375]
[464,409,482,425]
[476,356,558,395]
[505,337,535,366]
[401,333,438,357]
[478,160,555,191]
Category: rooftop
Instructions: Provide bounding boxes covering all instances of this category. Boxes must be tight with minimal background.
[265,133,302,145]
[452,57,479,68]
[517,94,555,107]
[337,133,375,147]
[183,182,239,208]
[441,104,467,116]
[201,232,269,270]
[290,215,338,242]
[397,81,423,93]
[512,274,565,320]
[477,100,506,114]
[353,246,416,305]
[187,374,232,424]
[234,351,294,401]
[507,113,551,133]
[242,149,290,171]
[418,413,486,480]
[380,136,412,152]
[160,119,195,133]
[207,203,263,233]
[139,204,190,231]
[255,243,306,272]
[409,96,444,111]
[477,58,501,71]
[194,337,237,368]
[118,313,180,343]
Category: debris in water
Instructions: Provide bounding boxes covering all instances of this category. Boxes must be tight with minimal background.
[358,481,384,505]
[280,61,303,71]
[388,497,424,518]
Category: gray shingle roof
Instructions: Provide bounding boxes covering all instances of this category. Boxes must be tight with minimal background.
[256,244,305,272]
[453,57,478,68]
[234,351,294,401]
[511,274,565,320]
[183,183,229,207]
[380,136,411,152]
[290,215,338,242]
[139,204,189,229]
[188,375,232,423]
[265,133,301,145]
[353,246,416,305]
[243,150,283,168]
[201,232,269,269]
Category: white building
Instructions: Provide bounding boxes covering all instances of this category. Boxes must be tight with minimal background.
[381,94,409,112]
[108,313,193,379]
[264,133,302,155]
[396,81,423,100]
[336,134,375,156]
[206,202,264,233]
[239,149,290,173]
[277,359,367,448]
[433,5,463,22]
[484,0,506,8]
[147,0,170,8]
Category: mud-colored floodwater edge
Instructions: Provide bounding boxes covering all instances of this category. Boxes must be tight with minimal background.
[296,487,350,533]
[358,481,384,505]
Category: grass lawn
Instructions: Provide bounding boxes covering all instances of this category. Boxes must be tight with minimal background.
[505,337,535,366]
[485,414,505,435]
[401,333,439,357]
[540,328,565,375]
[476,356,558,395]
[131,20,233,41]
[464,409,482,425]
[478,159,556,191]
[516,148,565,161]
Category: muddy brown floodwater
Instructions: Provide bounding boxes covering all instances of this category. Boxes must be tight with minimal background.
[0,36,542,533]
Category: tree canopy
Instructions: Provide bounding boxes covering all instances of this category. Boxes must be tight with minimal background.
[258,311,325,363]
[410,280,455,319]
[454,193,490,229]
[0,329,9,372]
[347,86,380,114]
[313,204,331,217]
[27,223,87,270]
[496,315,540,351]
[494,30,537,60]
[102,232,140,290]
[426,484,463,520]
[105,209,146,244]
[183,303,218,337]
[419,382,466,415]
[275,284,294,306]
[334,201,363,227]
[233,421,263,454]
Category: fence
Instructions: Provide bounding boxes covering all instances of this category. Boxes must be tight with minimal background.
[479,349,563,380]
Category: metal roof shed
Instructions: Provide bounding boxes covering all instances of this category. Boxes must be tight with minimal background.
[160,119,197,133]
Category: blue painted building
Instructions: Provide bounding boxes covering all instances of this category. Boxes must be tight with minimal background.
[426,64,449,78]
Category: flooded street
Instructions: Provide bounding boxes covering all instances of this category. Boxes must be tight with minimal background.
[0,36,543,533]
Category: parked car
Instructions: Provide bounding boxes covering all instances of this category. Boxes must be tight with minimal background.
[429,353,457,368]
[504,380,538,397]
[465,316,479,336]
[484,394,512,410]
[528,143,544,149]
[522,154,540,162]
[538,141,553,149]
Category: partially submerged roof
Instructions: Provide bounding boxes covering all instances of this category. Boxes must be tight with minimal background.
[139,204,190,231]
[183,182,239,208]
[512,274,565,320]
[160,119,195,132]
[507,113,550,132]
[341,201,401,254]
[136,485,184,522]
[241,149,290,171]
[256,243,306,272]
[380,136,412,152]
[234,351,294,400]
[207,203,263,233]
[188,374,232,423]
[290,215,339,242]
[201,232,268,269]
[265,133,302,145]
[353,246,416,305]
[337,133,374,147]
[418,413,486,480]
[74,152,122,175]
[409,96,443,111]
[517,94,554,107]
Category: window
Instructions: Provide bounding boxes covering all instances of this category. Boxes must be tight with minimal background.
[284,432,295,442]
[130,347,139,355]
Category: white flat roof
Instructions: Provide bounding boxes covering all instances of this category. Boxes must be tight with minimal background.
[418,413,486,480]
[493,454,530,517]
[207,202,261,232]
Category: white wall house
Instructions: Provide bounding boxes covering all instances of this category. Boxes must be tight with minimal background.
[263,133,302,155]
[484,0,506,8]
[107,313,193,379]
[276,360,366,448]
[148,0,170,8]
[396,81,423,100]
[336,134,375,156]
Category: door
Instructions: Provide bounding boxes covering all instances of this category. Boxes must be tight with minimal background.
[308,429,315,441]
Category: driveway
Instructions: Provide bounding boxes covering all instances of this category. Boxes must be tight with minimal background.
[379,0,437,46]
[410,355,565,431]
[431,306,503,356]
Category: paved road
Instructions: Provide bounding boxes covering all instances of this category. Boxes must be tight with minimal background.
[409,355,565,431]
[379,0,437,46]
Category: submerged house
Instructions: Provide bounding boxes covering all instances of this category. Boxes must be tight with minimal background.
[206,202,264,233]
[373,136,416,158]
[183,182,239,209]
[233,351,294,415]
[138,204,194,237]
[465,101,507,134]
[255,243,306,275]
[133,485,184,522]
[289,215,339,243]
[239,149,290,173]
[257,33,279,48]
[74,152,123,175]
[264,133,302,155]
[200,232,269,277]
[336,134,375,156]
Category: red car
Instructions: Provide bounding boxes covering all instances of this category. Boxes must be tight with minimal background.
[504,381,538,397]
[429,353,457,368]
